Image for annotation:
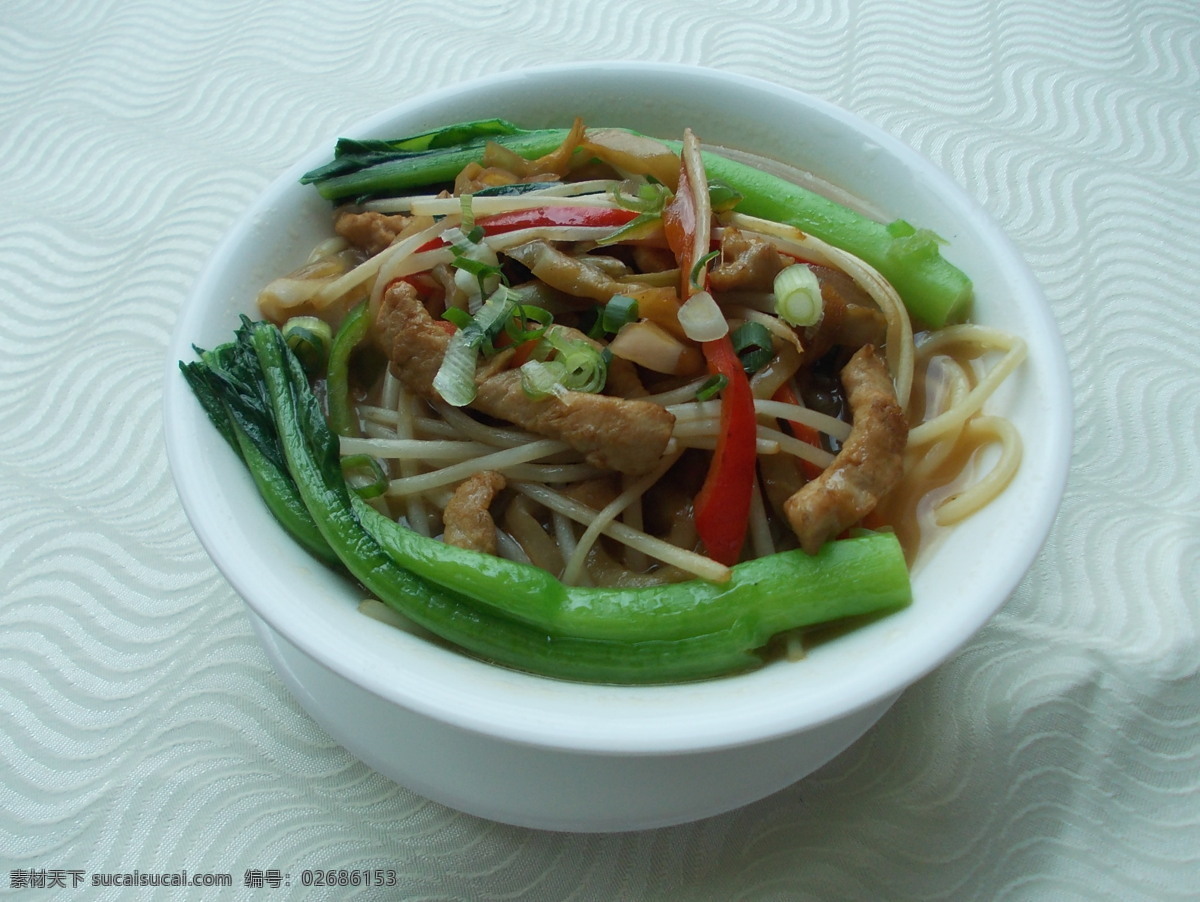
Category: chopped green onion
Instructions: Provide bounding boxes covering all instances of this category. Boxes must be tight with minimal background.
[695,373,728,401]
[504,304,553,344]
[731,321,774,374]
[542,329,608,393]
[448,216,503,299]
[520,326,608,399]
[519,359,569,400]
[609,180,671,214]
[582,306,603,339]
[441,307,472,330]
[600,294,640,334]
[594,210,663,247]
[459,194,476,233]
[341,454,388,499]
[281,316,332,374]
[453,254,503,280]
[433,331,480,407]
[774,263,824,327]
[433,286,519,406]
[689,249,720,292]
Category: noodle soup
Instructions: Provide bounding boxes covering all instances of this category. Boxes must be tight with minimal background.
[251,121,1023,591]
[166,64,1069,828]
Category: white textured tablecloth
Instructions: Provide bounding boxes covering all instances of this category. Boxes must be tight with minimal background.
[3,1,1197,898]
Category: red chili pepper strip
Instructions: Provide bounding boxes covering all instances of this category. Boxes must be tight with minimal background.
[693,336,758,566]
[477,206,639,234]
[662,163,697,299]
[663,137,757,567]
[769,382,884,534]
[416,206,640,252]
[771,382,826,482]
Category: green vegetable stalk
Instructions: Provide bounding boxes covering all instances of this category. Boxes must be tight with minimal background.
[358,501,910,643]
[302,119,973,326]
[326,300,371,437]
[182,320,911,683]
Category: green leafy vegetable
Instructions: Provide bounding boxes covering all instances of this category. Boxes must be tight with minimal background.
[300,118,526,185]
[301,121,973,326]
[179,323,338,565]
[181,320,912,683]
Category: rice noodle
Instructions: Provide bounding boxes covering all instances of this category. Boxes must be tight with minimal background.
[621,493,649,574]
[503,496,565,575]
[484,225,632,251]
[670,398,851,443]
[390,377,434,536]
[932,416,1023,525]
[315,219,454,309]
[552,512,580,575]
[561,453,680,585]
[672,431,782,455]
[408,194,620,216]
[363,180,620,213]
[514,483,730,583]
[340,436,491,462]
[494,528,534,566]
[907,327,1027,447]
[747,478,775,560]
[755,424,837,468]
[385,438,569,497]
[640,378,710,406]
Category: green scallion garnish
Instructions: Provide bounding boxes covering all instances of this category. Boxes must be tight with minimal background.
[695,373,729,401]
[281,316,332,375]
[773,263,824,328]
[731,321,774,374]
[689,249,720,292]
[600,295,640,334]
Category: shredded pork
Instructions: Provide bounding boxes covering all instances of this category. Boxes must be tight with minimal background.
[334,210,413,257]
[802,266,888,363]
[376,280,675,475]
[709,228,788,293]
[506,240,648,303]
[442,470,507,554]
[784,345,908,553]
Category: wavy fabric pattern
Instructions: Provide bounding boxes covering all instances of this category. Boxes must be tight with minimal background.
[1,0,1197,898]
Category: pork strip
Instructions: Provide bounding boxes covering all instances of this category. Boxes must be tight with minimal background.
[709,228,788,293]
[801,266,888,363]
[442,470,507,555]
[334,210,413,257]
[783,345,907,554]
[505,240,648,303]
[472,372,672,473]
[376,280,675,475]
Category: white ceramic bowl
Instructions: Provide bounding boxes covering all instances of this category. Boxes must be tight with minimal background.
[164,62,1071,832]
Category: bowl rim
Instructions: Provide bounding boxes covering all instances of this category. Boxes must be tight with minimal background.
[164,61,1073,755]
